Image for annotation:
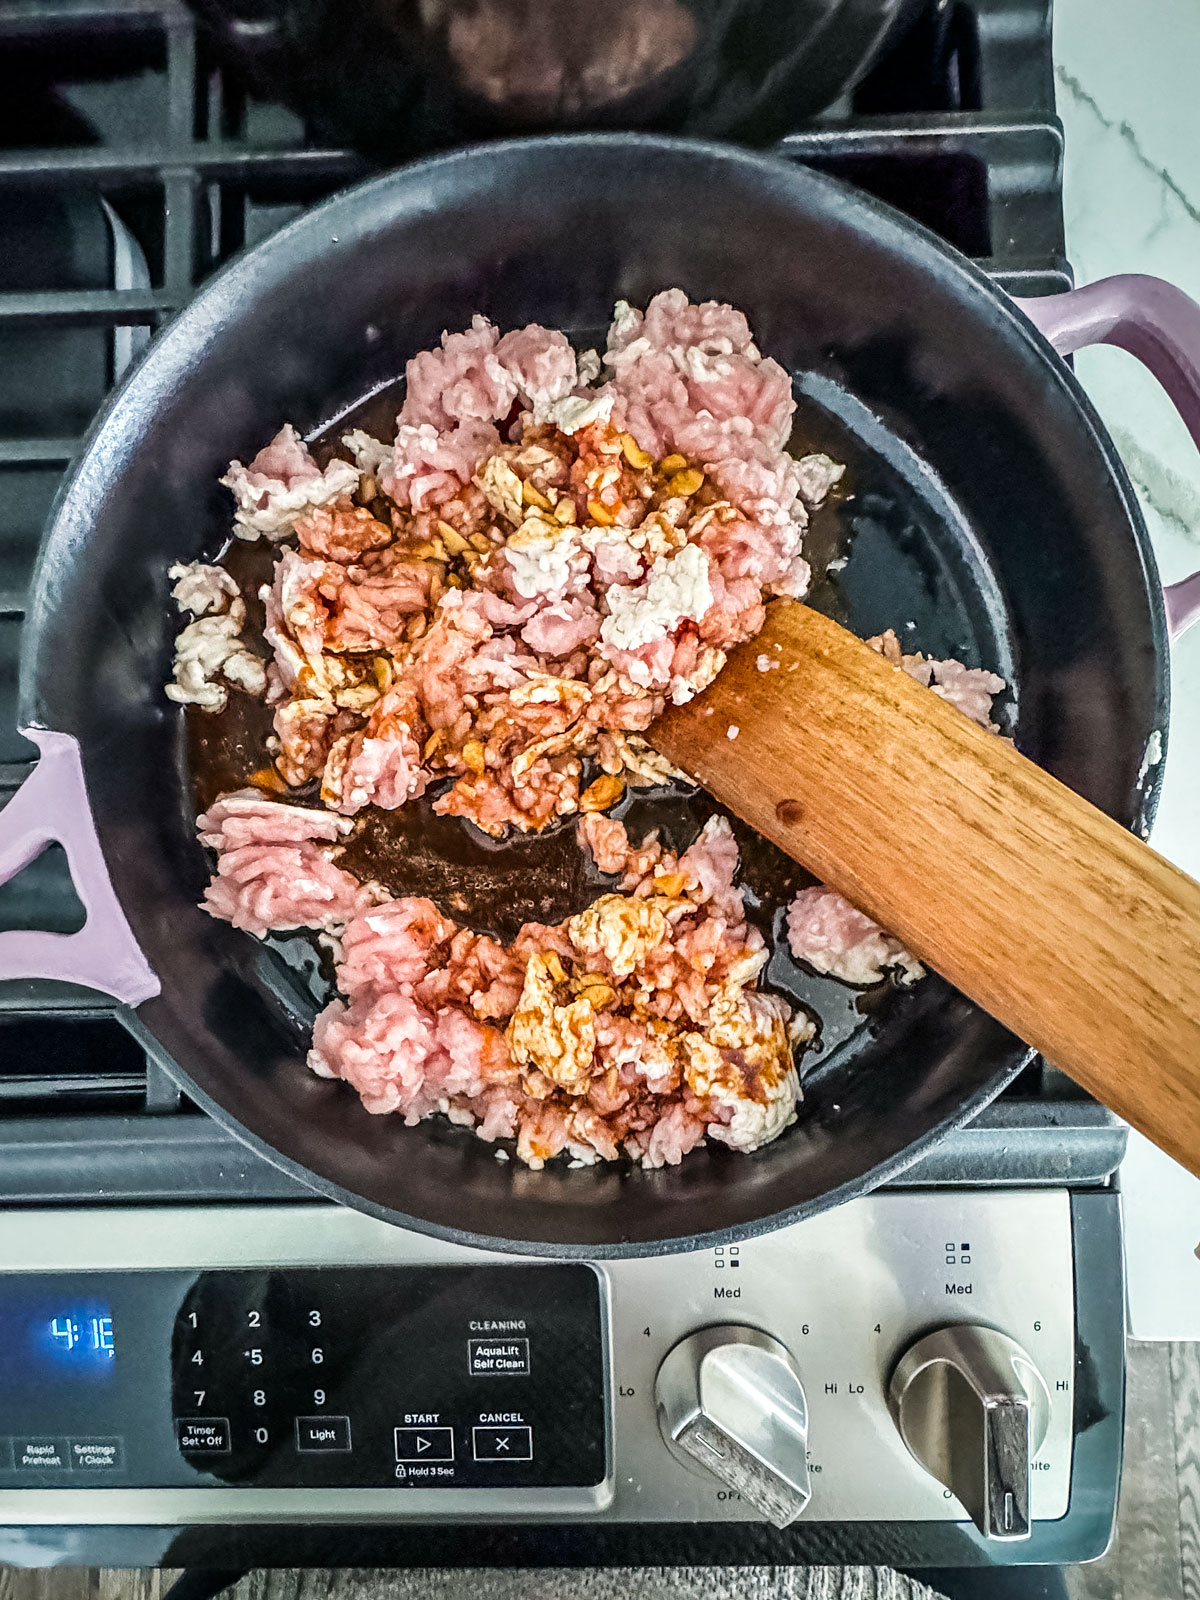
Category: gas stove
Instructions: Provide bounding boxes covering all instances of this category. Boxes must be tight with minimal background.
[0,0,1124,1574]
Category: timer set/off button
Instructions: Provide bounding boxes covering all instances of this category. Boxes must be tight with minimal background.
[176,1417,231,1454]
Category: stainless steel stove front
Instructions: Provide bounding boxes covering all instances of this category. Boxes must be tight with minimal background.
[0,1191,1076,1531]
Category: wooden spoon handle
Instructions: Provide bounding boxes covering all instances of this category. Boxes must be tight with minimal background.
[651,601,1200,1177]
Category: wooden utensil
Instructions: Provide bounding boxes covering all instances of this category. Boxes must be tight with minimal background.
[649,600,1200,1178]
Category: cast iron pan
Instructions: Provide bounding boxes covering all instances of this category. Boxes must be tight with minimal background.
[0,136,1174,1255]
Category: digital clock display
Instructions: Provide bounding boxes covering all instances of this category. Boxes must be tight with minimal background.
[0,1287,120,1390]
[33,1298,117,1382]
[47,1312,115,1360]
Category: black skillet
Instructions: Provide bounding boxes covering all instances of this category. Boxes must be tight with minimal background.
[0,136,1185,1255]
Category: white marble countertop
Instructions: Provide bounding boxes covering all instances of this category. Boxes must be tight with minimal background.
[1055,0,1200,1338]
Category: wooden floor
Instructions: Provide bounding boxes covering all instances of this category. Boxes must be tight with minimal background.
[1,1342,1197,1600]
[1063,1342,1200,1600]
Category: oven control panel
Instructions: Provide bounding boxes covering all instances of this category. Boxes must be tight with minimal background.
[0,1263,606,1506]
[0,1190,1087,1528]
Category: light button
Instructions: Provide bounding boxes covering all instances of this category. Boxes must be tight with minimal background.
[295,1415,352,1453]
[472,1424,533,1462]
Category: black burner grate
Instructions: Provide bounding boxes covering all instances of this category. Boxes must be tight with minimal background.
[0,0,1119,1197]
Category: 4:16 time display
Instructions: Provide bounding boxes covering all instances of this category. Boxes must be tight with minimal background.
[48,1312,115,1358]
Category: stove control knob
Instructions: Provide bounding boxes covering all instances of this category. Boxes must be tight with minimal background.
[888,1325,1052,1541]
[655,1325,810,1527]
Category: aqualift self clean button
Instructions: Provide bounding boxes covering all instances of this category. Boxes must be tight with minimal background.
[469,1337,530,1376]
[295,1415,352,1453]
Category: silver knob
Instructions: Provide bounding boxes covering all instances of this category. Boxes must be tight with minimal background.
[655,1325,810,1528]
[888,1325,1051,1541]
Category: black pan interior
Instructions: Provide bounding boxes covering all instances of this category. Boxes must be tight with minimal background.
[22,137,1167,1254]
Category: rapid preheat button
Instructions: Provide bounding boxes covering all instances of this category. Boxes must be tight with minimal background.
[472,1425,533,1462]
[394,1426,454,1462]
[295,1416,352,1453]
[12,1437,69,1470]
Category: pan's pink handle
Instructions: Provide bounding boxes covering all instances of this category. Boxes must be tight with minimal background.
[0,729,160,1005]
[1014,274,1200,639]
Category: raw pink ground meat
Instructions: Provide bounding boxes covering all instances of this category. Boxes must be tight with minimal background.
[221,425,359,539]
[336,898,461,998]
[495,325,577,411]
[245,424,320,484]
[195,789,373,937]
[218,293,856,840]
[387,320,581,509]
[388,420,502,512]
[605,290,801,540]
[203,841,373,937]
[920,657,1006,728]
[309,992,451,1119]
[305,813,806,1168]
[785,886,923,988]
[870,627,1005,733]
[195,788,351,850]
[641,1100,709,1169]
[321,680,429,814]
[323,727,426,815]
[401,316,519,433]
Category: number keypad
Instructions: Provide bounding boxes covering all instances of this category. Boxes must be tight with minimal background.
[162,1264,605,1490]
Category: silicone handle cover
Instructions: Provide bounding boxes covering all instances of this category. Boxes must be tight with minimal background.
[0,729,160,1005]
[1015,273,1200,639]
